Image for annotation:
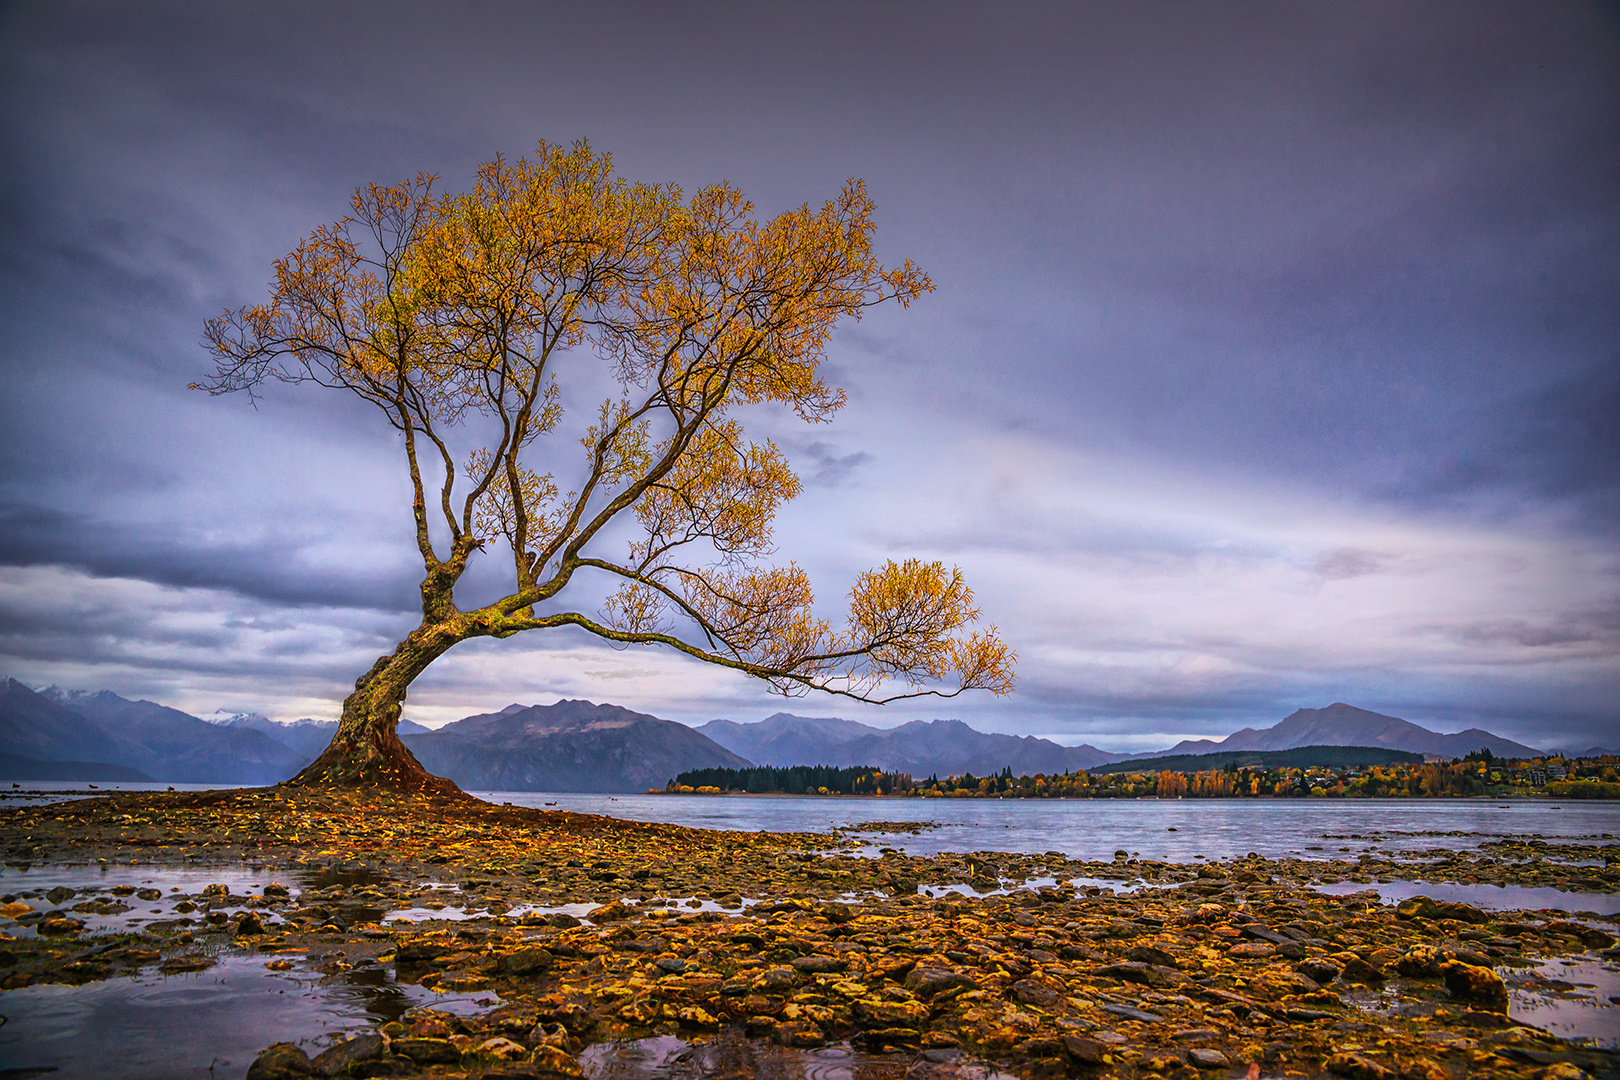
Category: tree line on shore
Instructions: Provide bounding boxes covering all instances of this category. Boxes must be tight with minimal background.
[666,751,1620,799]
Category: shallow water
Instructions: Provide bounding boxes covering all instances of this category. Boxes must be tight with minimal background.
[1505,954,1620,1048]
[1312,878,1620,916]
[578,1033,1016,1080]
[0,954,495,1080]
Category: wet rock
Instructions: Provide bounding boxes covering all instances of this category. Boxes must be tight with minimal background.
[773,1020,825,1047]
[1440,959,1508,1012]
[470,1036,529,1061]
[263,883,290,898]
[853,997,929,1026]
[1393,945,1443,978]
[1227,941,1276,960]
[1324,1051,1395,1079]
[1296,958,1341,984]
[392,1037,461,1064]
[38,917,85,936]
[546,912,581,929]
[1395,896,1487,924]
[1101,1002,1164,1023]
[1186,1048,1230,1069]
[586,900,632,923]
[498,947,553,976]
[158,954,214,973]
[790,955,846,974]
[235,912,267,937]
[528,1044,585,1077]
[246,1042,317,1080]
[1012,978,1060,1007]
[1124,944,1177,968]
[45,886,74,905]
[904,967,975,997]
[1062,1034,1107,1065]
[754,966,797,992]
[393,940,448,964]
[311,1033,383,1075]
[1329,951,1384,984]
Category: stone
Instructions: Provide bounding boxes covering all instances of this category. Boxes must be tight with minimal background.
[773,1021,825,1048]
[853,997,929,1026]
[1227,941,1276,959]
[1324,1051,1395,1079]
[499,947,553,976]
[45,886,75,905]
[1012,979,1060,1007]
[235,912,267,936]
[393,940,447,964]
[1187,1048,1230,1069]
[1125,944,1177,968]
[1062,1035,1107,1065]
[392,1037,461,1064]
[472,1037,531,1061]
[1393,945,1443,978]
[1296,958,1341,984]
[528,1044,585,1078]
[754,966,797,992]
[586,900,633,923]
[1101,1002,1165,1023]
[311,1033,383,1075]
[245,1042,317,1080]
[790,955,846,974]
[1330,951,1384,984]
[904,967,976,997]
[1440,959,1508,1012]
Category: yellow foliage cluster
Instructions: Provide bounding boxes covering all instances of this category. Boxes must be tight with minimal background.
[201,141,1014,718]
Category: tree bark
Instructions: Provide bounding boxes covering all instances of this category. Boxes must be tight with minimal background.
[286,628,467,797]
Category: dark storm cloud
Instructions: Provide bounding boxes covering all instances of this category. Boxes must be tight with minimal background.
[1387,360,1620,524]
[0,503,421,611]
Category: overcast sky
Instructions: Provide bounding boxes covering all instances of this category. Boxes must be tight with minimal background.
[1,1,1616,752]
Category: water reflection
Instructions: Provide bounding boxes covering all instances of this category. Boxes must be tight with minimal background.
[579,1031,1015,1080]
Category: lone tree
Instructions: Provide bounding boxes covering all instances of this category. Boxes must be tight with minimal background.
[200,143,1014,795]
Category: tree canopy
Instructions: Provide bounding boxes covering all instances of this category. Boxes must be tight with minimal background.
[200,142,1014,792]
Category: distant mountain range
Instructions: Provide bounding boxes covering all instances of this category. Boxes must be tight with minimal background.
[1,677,1563,790]
[1150,703,1543,760]
[1,680,307,784]
[0,681,746,791]
[697,713,1121,775]
[404,700,750,793]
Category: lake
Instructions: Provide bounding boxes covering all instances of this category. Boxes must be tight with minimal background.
[472,791,1619,862]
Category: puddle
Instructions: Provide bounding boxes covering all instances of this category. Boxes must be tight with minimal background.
[1311,879,1620,916]
[0,954,496,1080]
[1505,954,1620,1049]
[578,1031,1016,1079]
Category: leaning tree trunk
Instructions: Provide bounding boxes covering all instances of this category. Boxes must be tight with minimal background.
[286,629,467,797]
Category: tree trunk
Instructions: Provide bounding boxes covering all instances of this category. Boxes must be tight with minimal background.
[286,628,467,797]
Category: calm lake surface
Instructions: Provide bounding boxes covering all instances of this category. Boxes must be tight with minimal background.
[472,792,1619,862]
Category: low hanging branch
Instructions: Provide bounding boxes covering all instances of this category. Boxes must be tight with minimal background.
[198,140,1015,794]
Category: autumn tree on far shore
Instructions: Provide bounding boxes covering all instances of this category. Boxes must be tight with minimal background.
[199,142,1014,795]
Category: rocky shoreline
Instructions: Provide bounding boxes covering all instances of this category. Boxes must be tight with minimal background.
[0,788,1616,1079]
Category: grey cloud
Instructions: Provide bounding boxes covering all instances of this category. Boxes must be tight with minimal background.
[802,442,874,488]
[1314,548,1392,580]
